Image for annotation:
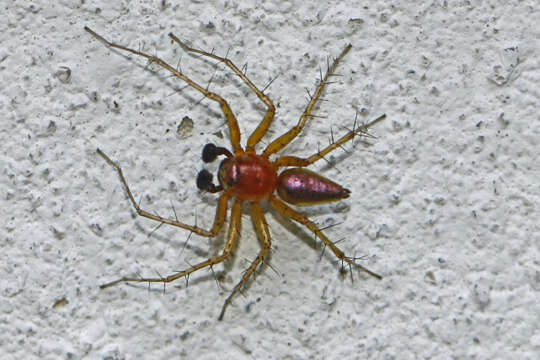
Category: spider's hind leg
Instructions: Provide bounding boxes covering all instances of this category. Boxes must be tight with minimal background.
[268,195,381,280]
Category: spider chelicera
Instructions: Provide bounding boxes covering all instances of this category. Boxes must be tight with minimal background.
[85,26,386,320]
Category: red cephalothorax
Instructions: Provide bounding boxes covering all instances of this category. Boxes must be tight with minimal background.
[218,154,277,202]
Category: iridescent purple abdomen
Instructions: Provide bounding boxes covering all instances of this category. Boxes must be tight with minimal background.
[276,168,350,206]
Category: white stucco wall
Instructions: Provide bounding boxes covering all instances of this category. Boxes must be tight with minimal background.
[1,1,539,359]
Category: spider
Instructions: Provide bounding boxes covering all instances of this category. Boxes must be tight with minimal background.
[85,26,386,320]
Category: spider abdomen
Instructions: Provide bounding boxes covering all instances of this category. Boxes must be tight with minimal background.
[276,168,350,206]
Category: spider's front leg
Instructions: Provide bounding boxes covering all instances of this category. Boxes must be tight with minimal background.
[168,34,276,151]
[84,26,243,153]
[97,149,229,238]
[100,198,243,290]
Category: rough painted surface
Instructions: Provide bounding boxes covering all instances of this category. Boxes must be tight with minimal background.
[2,1,539,359]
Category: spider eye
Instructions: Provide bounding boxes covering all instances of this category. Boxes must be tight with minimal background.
[196,169,213,190]
[202,143,218,163]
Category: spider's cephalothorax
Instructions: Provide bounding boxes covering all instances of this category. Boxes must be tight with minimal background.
[87,26,386,320]
[197,143,278,202]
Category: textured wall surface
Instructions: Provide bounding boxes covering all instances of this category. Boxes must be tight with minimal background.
[2,1,539,359]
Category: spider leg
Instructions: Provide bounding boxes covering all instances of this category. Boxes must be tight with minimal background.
[84,27,242,153]
[98,149,229,237]
[168,34,275,152]
[218,202,271,320]
[100,198,243,289]
[273,114,386,168]
[263,44,352,156]
[268,195,382,280]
